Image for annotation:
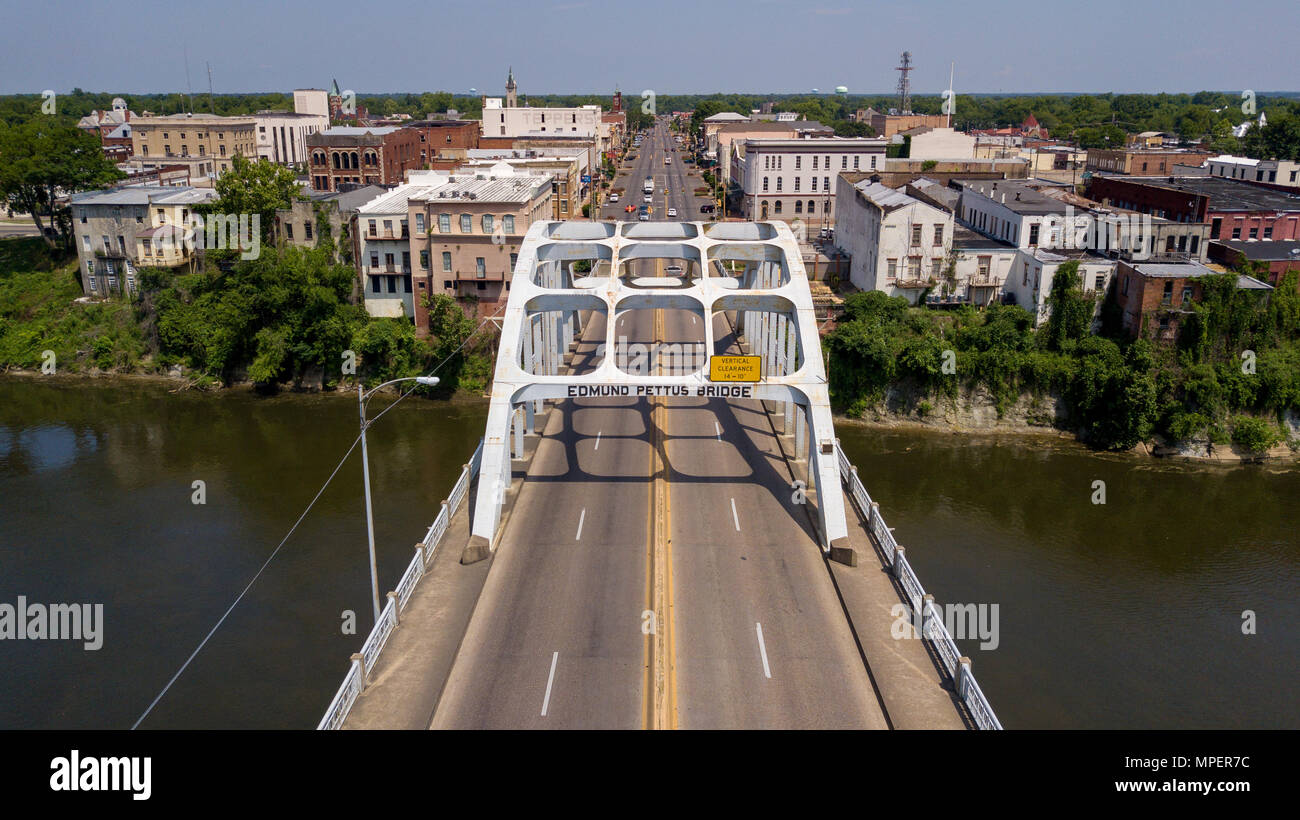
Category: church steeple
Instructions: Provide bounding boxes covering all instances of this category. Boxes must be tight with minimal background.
[505,67,517,107]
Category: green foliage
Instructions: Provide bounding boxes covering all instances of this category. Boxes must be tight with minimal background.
[1230,416,1282,453]
[1043,260,1093,351]
[0,120,124,246]
[207,154,302,243]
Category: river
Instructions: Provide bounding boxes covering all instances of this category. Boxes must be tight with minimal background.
[0,379,1295,728]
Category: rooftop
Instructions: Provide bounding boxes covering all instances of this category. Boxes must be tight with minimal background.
[320,126,401,136]
[1211,239,1300,261]
[1098,174,1300,211]
[1130,261,1218,278]
[69,185,216,207]
[409,171,551,204]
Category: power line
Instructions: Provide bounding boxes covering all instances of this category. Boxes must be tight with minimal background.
[131,303,507,729]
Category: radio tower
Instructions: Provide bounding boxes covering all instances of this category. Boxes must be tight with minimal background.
[896,51,913,115]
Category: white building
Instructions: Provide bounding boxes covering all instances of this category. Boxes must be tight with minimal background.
[356,171,452,318]
[732,136,887,223]
[480,98,602,139]
[899,126,976,161]
[294,89,330,119]
[254,111,329,166]
[1206,154,1300,188]
[835,178,954,297]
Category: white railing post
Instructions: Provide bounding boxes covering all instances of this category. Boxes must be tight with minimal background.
[351,652,367,683]
[387,591,400,626]
[921,593,936,640]
[956,656,972,699]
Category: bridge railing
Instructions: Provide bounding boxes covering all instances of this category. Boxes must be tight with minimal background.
[317,438,484,731]
[834,440,1003,731]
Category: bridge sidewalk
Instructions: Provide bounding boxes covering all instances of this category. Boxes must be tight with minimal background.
[759,403,969,730]
[340,410,555,730]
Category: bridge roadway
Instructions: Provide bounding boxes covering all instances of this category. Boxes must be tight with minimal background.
[429,258,884,729]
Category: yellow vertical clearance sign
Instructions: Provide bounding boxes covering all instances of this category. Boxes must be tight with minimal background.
[709,355,762,382]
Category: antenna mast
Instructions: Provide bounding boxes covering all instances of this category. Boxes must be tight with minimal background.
[206,62,215,115]
[896,51,913,115]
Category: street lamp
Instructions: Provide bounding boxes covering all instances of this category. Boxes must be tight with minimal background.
[357,375,440,623]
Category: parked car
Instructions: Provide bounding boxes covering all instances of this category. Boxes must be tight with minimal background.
[609,193,619,203]
[667,207,677,217]
[700,203,715,214]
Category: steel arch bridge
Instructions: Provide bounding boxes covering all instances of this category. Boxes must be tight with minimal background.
[464,220,851,564]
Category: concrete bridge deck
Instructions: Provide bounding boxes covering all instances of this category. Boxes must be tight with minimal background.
[341,303,967,730]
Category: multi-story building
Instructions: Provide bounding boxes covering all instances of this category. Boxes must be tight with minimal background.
[128,114,259,182]
[1112,260,1274,340]
[1085,175,1300,242]
[732,136,887,223]
[1084,148,1210,176]
[273,184,386,261]
[853,108,950,139]
[253,111,329,166]
[68,186,217,297]
[306,126,422,192]
[357,173,452,319]
[1205,155,1300,188]
[293,89,330,119]
[833,174,1017,308]
[407,164,552,320]
[713,121,833,186]
[460,150,583,219]
[406,120,480,167]
[1207,240,1300,289]
[955,178,1210,263]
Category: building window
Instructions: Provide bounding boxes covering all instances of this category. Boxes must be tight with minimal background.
[812,156,818,170]
[82,235,90,251]
[794,178,800,192]
[762,177,769,192]
[853,156,860,169]
[402,251,410,272]
[1029,224,1040,245]
[807,200,815,214]
[510,252,518,269]
[841,156,848,169]
[371,276,381,294]
[1094,274,1105,291]
[1181,286,1193,305]
[886,258,897,280]
[811,177,817,192]
[439,213,451,233]
[823,177,829,191]
[442,252,452,271]
[444,280,454,289]
[909,257,921,278]
[476,282,487,291]
[911,225,922,246]
[795,201,803,214]
[460,214,472,233]
[774,201,782,214]
[415,213,425,233]
[304,222,313,240]
[370,252,379,269]
[420,250,429,269]
[286,223,294,240]
[503,215,515,234]
[368,219,378,236]
[794,156,801,170]
[776,178,782,191]
[933,225,944,246]
[475,257,486,278]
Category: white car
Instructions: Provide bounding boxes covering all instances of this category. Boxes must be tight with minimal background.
[644,194,652,203]
[665,264,683,275]
[667,207,677,217]
[638,212,650,221]
[609,193,619,203]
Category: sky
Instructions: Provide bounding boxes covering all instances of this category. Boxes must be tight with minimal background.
[0,0,1293,97]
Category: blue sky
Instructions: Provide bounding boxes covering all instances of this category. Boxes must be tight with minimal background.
[1,0,1292,96]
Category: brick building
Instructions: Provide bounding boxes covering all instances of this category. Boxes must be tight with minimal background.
[1086,175,1300,242]
[306,126,422,191]
[406,120,480,167]
[1085,148,1210,176]
[1208,240,1300,289]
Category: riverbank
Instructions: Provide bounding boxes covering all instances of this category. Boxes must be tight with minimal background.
[0,368,493,403]
[833,383,1299,464]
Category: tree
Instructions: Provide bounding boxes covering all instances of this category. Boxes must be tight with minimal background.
[1043,260,1093,351]
[0,120,124,247]
[207,154,302,243]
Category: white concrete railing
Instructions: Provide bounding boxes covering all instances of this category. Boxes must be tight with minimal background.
[834,440,1003,731]
[317,439,483,731]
